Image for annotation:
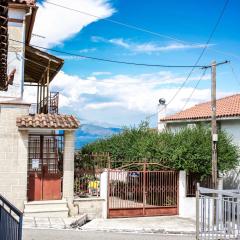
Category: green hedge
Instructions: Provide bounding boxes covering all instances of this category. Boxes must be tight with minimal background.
[80,122,239,177]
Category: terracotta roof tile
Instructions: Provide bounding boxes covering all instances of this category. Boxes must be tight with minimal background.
[16,114,80,129]
[161,94,240,122]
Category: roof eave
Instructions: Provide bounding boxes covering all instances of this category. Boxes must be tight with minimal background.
[161,116,240,123]
[18,127,79,131]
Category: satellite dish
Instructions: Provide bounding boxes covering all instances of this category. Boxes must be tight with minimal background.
[159,98,166,105]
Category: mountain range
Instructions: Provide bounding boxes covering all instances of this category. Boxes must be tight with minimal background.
[75,124,122,149]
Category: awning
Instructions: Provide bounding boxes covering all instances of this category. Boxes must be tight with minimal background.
[24,45,64,84]
[17,113,80,130]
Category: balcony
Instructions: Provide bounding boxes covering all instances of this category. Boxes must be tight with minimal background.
[30,92,59,115]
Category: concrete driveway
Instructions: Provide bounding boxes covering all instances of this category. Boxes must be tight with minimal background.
[23,229,195,240]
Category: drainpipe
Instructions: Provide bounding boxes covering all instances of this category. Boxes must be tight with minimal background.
[20,7,32,99]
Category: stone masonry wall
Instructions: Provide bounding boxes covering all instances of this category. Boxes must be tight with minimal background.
[0,103,29,210]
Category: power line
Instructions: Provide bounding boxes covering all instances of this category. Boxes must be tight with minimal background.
[168,0,229,102]
[156,0,230,111]
[181,68,208,111]
[42,0,240,61]
[44,1,196,45]
[9,38,209,68]
[145,0,230,120]
[229,62,240,88]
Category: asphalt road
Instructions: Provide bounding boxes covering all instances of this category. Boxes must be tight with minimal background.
[23,229,195,240]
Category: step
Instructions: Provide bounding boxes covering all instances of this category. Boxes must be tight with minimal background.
[24,199,69,218]
[24,199,67,210]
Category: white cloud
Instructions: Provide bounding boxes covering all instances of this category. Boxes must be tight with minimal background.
[23,70,231,125]
[79,48,96,53]
[49,70,233,125]
[91,36,213,54]
[92,71,112,76]
[32,0,115,47]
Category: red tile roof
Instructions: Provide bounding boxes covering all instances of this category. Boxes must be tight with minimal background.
[9,0,36,5]
[17,114,80,129]
[161,94,240,122]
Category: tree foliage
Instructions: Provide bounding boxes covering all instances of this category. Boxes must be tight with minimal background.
[80,122,239,176]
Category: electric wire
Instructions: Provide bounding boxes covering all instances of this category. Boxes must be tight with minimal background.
[9,38,209,68]
[145,0,230,120]
[181,68,208,111]
[229,62,240,88]
[42,0,240,60]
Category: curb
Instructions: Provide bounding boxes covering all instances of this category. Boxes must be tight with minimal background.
[79,227,196,235]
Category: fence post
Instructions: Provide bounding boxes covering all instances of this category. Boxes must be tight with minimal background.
[196,183,200,240]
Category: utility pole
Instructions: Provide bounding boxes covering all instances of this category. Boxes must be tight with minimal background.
[211,61,218,189]
[202,60,229,189]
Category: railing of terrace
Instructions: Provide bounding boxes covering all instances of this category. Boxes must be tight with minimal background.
[30,92,59,115]
[0,195,23,240]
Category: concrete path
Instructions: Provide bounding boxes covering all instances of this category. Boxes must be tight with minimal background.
[23,229,195,240]
[81,216,196,234]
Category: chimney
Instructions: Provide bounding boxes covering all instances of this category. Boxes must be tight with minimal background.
[157,98,166,132]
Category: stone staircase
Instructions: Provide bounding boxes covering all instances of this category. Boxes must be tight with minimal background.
[24,199,69,218]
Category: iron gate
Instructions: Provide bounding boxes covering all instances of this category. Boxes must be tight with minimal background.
[108,170,179,218]
[196,186,240,240]
[27,134,64,201]
[0,195,23,240]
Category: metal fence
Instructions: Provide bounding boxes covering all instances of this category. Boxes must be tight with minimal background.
[74,153,109,198]
[186,173,212,197]
[196,186,240,240]
[0,195,23,240]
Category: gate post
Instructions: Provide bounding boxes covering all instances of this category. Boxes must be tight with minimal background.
[196,183,200,240]
[100,170,108,219]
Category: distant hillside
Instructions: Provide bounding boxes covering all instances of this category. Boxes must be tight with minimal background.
[75,124,122,149]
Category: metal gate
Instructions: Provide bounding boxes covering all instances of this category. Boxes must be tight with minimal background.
[27,134,64,201]
[108,169,179,218]
[0,195,23,240]
[196,186,240,240]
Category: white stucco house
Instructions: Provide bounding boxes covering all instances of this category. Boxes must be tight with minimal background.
[0,0,80,217]
[159,94,240,189]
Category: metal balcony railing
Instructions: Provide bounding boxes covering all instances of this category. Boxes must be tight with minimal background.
[29,92,59,115]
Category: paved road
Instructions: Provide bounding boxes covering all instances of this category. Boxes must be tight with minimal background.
[23,229,195,240]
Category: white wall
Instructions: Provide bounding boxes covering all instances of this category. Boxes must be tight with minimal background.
[179,171,196,220]
[0,7,26,101]
[221,120,240,146]
[100,170,108,219]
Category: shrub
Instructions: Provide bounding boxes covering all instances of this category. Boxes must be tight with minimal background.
[80,122,239,176]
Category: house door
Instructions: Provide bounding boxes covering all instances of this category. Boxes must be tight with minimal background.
[108,169,179,218]
[27,135,64,201]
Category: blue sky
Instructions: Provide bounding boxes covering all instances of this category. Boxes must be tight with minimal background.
[30,0,240,127]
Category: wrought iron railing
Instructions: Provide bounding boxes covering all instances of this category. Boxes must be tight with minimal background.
[30,92,59,115]
[0,195,23,240]
[186,173,212,197]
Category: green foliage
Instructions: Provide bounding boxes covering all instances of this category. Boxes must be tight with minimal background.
[80,122,239,176]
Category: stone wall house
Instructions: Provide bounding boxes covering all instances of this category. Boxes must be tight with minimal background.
[0,0,80,217]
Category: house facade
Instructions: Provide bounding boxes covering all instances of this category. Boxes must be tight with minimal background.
[159,94,240,146]
[159,94,240,188]
[0,0,79,217]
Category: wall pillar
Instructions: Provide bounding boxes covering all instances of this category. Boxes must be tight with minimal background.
[179,170,196,219]
[62,130,75,203]
[100,170,108,219]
